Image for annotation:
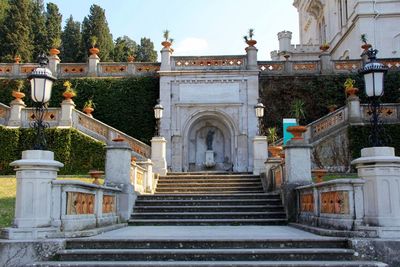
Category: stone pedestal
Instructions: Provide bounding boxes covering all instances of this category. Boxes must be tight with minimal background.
[58,99,75,127]
[2,150,63,239]
[283,138,312,221]
[352,147,400,236]
[48,55,60,75]
[7,99,26,127]
[160,47,172,71]
[319,52,333,74]
[140,159,154,193]
[105,141,135,222]
[246,46,258,70]
[204,150,216,168]
[264,157,282,191]
[151,136,167,176]
[253,136,268,175]
[88,54,100,76]
[347,96,362,123]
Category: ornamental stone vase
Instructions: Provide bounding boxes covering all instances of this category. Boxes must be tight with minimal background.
[287,125,307,140]
[268,146,283,158]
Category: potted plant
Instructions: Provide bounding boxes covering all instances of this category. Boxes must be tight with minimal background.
[287,99,307,140]
[83,99,95,116]
[344,78,358,97]
[88,170,104,185]
[319,41,330,52]
[62,80,76,100]
[12,79,25,100]
[14,54,21,64]
[50,37,61,56]
[312,169,328,183]
[161,29,173,48]
[360,34,372,51]
[327,103,337,112]
[267,127,282,158]
[89,36,100,55]
[243,28,257,47]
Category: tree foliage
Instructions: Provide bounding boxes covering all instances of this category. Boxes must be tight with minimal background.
[61,15,83,62]
[81,4,114,61]
[113,35,137,62]
[45,2,62,50]
[30,0,47,59]
[136,37,157,62]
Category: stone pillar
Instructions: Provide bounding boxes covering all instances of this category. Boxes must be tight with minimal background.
[283,138,312,221]
[105,140,134,222]
[253,136,268,175]
[48,55,60,76]
[352,147,400,236]
[58,99,75,127]
[246,46,258,70]
[88,54,100,76]
[319,52,333,74]
[278,31,292,52]
[151,136,167,176]
[160,47,172,71]
[2,150,63,239]
[264,157,282,191]
[7,97,26,127]
[347,95,362,123]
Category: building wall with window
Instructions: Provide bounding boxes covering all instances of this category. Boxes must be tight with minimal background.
[273,0,400,60]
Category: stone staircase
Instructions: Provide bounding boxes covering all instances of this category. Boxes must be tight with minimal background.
[33,238,387,266]
[129,173,287,226]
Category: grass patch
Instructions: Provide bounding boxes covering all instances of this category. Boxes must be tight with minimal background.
[0,176,103,228]
[312,173,358,183]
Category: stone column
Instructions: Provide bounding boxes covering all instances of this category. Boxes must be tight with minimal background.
[151,136,167,176]
[160,47,172,71]
[352,147,400,237]
[58,99,75,127]
[7,97,26,127]
[105,140,135,222]
[88,54,100,76]
[319,52,333,74]
[347,95,362,123]
[246,46,258,70]
[283,138,312,221]
[48,55,60,76]
[2,150,63,239]
[253,136,268,175]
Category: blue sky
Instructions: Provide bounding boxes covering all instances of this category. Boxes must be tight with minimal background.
[44,0,299,60]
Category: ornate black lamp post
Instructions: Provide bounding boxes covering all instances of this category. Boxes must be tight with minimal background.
[359,48,388,147]
[154,100,164,137]
[254,99,265,136]
[28,53,57,150]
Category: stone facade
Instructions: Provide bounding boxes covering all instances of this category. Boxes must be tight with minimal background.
[272,0,400,60]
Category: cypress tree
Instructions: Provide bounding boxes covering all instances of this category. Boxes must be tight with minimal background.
[113,36,136,62]
[30,0,47,59]
[0,0,33,62]
[61,15,82,62]
[136,37,157,62]
[45,2,62,51]
[81,4,114,61]
[0,0,9,25]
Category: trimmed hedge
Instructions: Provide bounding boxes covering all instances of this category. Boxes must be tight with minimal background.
[0,126,105,175]
[348,124,400,159]
[0,77,159,144]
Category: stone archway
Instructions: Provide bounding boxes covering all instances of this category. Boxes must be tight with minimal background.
[182,111,237,172]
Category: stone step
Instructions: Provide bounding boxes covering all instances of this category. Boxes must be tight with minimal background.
[158,177,262,182]
[65,239,349,250]
[133,205,284,213]
[128,218,288,226]
[56,248,355,261]
[131,211,287,220]
[30,261,389,267]
[166,172,253,176]
[153,191,266,195]
[135,199,282,206]
[137,193,281,200]
[155,187,264,193]
[156,181,263,186]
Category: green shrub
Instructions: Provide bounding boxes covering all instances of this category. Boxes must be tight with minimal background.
[0,127,105,175]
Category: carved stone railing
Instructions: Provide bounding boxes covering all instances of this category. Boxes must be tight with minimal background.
[0,103,9,125]
[332,60,361,72]
[296,178,365,230]
[361,103,400,123]
[51,180,121,233]
[59,63,88,77]
[258,61,285,74]
[21,107,61,128]
[130,159,155,194]
[292,60,320,73]
[172,55,247,71]
[72,109,151,159]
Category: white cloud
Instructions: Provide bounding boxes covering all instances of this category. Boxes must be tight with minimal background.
[175,37,209,55]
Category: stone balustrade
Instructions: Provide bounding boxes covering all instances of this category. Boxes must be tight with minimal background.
[130,159,155,194]
[296,178,365,231]
[51,180,120,233]
[171,55,247,71]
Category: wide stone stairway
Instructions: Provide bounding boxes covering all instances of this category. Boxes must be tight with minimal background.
[32,173,387,266]
[129,172,287,226]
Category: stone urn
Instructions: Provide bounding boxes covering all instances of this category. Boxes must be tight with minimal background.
[319,44,330,52]
[287,126,307,140]
[246,40,257,47]
[14,55,21,64]
[268,146,283,158]
[127,55,135,62]
[50,48,60,56]
[312,169,328,183]
[161,41,172,48]
[62,91,75,101]
[83,107,94,117]
[12,90,25,101]
[89,170,104,185]
[361,43,372,51]
[89,47,100,56]
[346,87,359,97]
